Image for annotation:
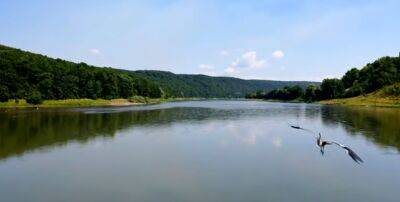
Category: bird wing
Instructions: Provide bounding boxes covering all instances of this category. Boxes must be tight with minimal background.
[343,146,364,163]
[330,141,363,163]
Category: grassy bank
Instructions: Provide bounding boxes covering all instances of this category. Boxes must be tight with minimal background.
[321,83,400,107]
[0,97,202,109]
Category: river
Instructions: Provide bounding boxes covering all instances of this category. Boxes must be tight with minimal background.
[0,100,399,201]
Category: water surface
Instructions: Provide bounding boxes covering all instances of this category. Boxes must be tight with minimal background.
[0,100,399,202]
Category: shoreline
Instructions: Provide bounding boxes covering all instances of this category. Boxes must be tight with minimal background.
[0,97,202,109]
[2,97,399,109]
[320,96,400,108]
[247,97,400,108]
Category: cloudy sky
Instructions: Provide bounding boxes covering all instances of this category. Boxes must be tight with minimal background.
[1,0,399,81]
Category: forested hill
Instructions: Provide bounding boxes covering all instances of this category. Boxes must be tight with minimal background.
[246,53,400,102]
[130,70,318,98]
[0,44,162,102]
[0,44,317,102]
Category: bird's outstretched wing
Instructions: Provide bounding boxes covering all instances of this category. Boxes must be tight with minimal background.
[343,146,364,163]
[331,142,363,163]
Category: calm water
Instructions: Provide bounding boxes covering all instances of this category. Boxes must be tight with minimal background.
[0,100,399,202]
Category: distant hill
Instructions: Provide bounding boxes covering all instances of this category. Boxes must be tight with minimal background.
[129,70,318,98]
[0,44,318,101]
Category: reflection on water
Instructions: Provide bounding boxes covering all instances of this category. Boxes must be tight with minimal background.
[1,101,399,161]
[0,101,399,202]
[321,106,400,150]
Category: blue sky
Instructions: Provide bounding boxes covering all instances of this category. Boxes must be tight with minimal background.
[1,0,399,81]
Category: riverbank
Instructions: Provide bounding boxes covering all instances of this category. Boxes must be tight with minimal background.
[321,83,400,107]
[0,97,201,109]
[320,96,400,107]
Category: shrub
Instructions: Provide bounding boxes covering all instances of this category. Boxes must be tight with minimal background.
[128,95,147,103]
[0,86,10,102]
[26,90,43,105]
[383,84,400,96]
[343,84,363,98]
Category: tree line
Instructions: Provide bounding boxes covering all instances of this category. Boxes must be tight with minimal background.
[0,45,162,104]
[0,44,317,103]
[131,70,317,98]
[246,54,400,101]
[246,85,305,101]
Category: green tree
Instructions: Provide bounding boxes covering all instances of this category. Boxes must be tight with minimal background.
[287,85,304,100]
[341,68,359,89]
[118,74,134,98]
[320,78,344,99]
[0,85,10,102]
[304,85,321,102]
[26,90,43,105]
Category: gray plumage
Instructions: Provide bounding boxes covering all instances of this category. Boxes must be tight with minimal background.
[317,133,363,163]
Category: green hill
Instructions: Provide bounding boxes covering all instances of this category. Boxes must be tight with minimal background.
[0,44,317,102]
[130,70,318,98]
[0,44,162,102]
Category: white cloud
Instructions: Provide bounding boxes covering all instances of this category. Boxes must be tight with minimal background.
[90,48,101,55]
[198,64,214,70]
[240,51,266,68]
[220,50,229,56]
[272,50,284,58]
[225,51,266,75]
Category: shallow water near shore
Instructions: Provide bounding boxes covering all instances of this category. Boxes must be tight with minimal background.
[0,100,399,202]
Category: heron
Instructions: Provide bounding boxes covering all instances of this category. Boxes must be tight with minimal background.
[317,133,363,163]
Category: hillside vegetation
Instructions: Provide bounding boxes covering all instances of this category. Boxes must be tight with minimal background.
[247,53,400,104]
[0,44,162,104]
[131,70,317,98]
[0,44,316,105]
[321,83,400,107]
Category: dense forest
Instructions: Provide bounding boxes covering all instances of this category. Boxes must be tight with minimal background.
[0,45,162,104]
[131,70,317,98]
[247,53,400,102]
[0,44,316,103]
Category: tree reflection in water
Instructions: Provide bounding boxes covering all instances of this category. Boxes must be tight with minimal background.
[0,103,399,161]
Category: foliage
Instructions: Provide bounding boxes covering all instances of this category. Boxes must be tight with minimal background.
[0,45,162,102]
[0,85,10,102]
[341,68,359,89]
[26,90,43,104]
[128,95,147,103]
[383,83,400,96]
[342,83,364,98]
[246,85,304,101]
[3,44,399,103]
[320,78,345,99]
[304,85,322,102]
[247,53,400,102]
[0,44,318,102]
[132,70,317,98]
[321,83,400,107]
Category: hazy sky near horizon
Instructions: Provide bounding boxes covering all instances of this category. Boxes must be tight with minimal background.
[1,0,399,81]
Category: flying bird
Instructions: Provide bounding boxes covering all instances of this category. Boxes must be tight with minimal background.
[317,133,363,163]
